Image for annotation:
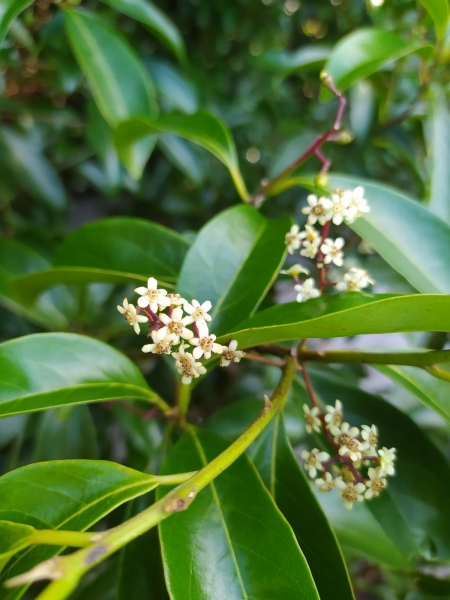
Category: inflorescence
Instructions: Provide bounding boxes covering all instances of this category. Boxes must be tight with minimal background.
[302,400,396,509]
[117,278,245,384]
[283,186,373,302]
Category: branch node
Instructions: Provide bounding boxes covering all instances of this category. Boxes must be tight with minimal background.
[5,557,63,588]
[264,394,273,411]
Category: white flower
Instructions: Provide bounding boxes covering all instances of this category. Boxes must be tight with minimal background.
[301,448,330,478]
[365,467,387,499]
[190,331,223,360]
[315,472,335,492]
[183,299,212,326]
[320,237,345,267]
[378,447,396,476]
[117,298,148,335]
[295,278,321,303]
[172,345,207,385]
[343,186,370,224]
[142,330,174,355]
[324,399,343,429]
[166,293,185,306]
[299,224,320,242]
[300,238,321,259]
[220,340,245,367]
[134,277,171,313]
[280,264,310,277]
[329,191,351,225]
[285,224,303,254]
[157,307,193,344]
[331,422,362,462]
[335,478,366,509]
[336,267,374,292]
[303,404,321,434]
[301,194,333,226]
[361,424,379,455]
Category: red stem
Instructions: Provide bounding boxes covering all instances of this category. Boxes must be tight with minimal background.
[301,364,339,451]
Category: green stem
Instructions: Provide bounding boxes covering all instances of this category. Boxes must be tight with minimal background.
[425,366,450,383]
[178,383,191,418]
[30,530,93,548]
[230,167,251,203]
[153,471,197,485]
[296,348,450,367]
[10,357,297,599]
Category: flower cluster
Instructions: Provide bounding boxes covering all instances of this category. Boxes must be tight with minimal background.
[283,187,373,302]
[302,400,396,509]
[117,277,245,384]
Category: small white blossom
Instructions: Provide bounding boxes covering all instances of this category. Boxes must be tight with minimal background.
[335,478,366,509]
[135,277,171,313]
[142,330,174,355]
[329,191,351,225]
[295,278,321,303]
[324,400,343,429]
[315,472,335,492]
[117,298,148,335]
[378,447,396,476]
[336,267,373,292]
[285,224,303,254]
[343,186,370,224]
[331,422,362,462]
[280,264,310,277]
[303,404,321,434]
[301,448,330,478]
[300,238,321,259]
[320,237,345,267]
[172,345,207,385]
[157,307,193,344]
[183,299,212,326]
[166,293,184,306]
[365,467,387,499]
[361,424,379,455]
[220,340,245,367]
[302,194,333,226]
[299,224,320,243]
[190,331,223,360]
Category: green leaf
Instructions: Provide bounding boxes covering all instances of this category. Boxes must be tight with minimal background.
[150,60,198,114]
[0,460,160,594]
[0,0,33,45]
[0,333,159,417]
[252,414,354,600]
[13,217,190,302]
[113,111,249,200]
[307,367,450,561]
[321,29,433,99]
[157,427,320,600]
[375,364,450,425]
[426,87,450,222]
[0,521,36,567]
[328,175,450,294]
[178,206,289,336]
[220,293,450,348]
[253,46,330,76]
[158,134,205,186]
[0,126,67,210]
[100,0,186,65]
[418,0,449,40]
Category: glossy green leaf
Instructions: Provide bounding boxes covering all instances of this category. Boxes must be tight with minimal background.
[254,46,330,76]
[0,333,158,417]
[149,59,198,114]
[321,29,433,99]
[0,0,33,45]
[0,460,160,595]
[418,0,449,40]
[14,217,190,302]
[252,414,354,600]
[100,0,186,65]
[0,126,67,210]
[375,364,450,425]
[328,174,450,294]
[427,88,450,222]
[307,367,450,561]
[178,205,290,336]
[220,293,450,348]
[158,134,205,185]
[157,427,320,600]
[113,111,249,199]
[0,522,35,566]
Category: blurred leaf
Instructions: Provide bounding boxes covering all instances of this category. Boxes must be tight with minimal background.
[157,427,320,600]
[36,405,99,461]
[113,111,249,199]
[0,0,33,45]
[0,415,26,450]
[158,134,205,185]
[254,46,330,76]
[0,333,159,417]
[0,127,67,210]
[149,59,198,114]
[14,217,190,301]
[321,29,433,99]
[177,205,290,336]
[0,521,35,566]
[252,414,354,600]
[100,0,186,65]
[418,0,449,40]
[206,398,262,439]
[375,364,450,425]
[328,175,450,294]
[426,87,450,222]
[349,81,376,145]
[221,293,450,348]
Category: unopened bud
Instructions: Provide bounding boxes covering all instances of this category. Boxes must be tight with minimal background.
[314,172,329,189]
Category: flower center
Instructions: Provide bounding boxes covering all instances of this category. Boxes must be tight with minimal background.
[371,478,385,494]
[222,349,235,361]
[312,205,324,216]
[331,411,342,426]
[342,487,358,502]
[200,337,213,351]
[167,293,181,303]
[168,321,183,335]
[286,233,298,244]
[124,310,135,324]
[305,414,316,427]
[321,481,334,492]
[347,281,359,291]
[368,432,378,446]
[192,307,206,320]
[155,341,172,355]
[146,290,159,301]
[305,453,319,468]
[179,356,194,376]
